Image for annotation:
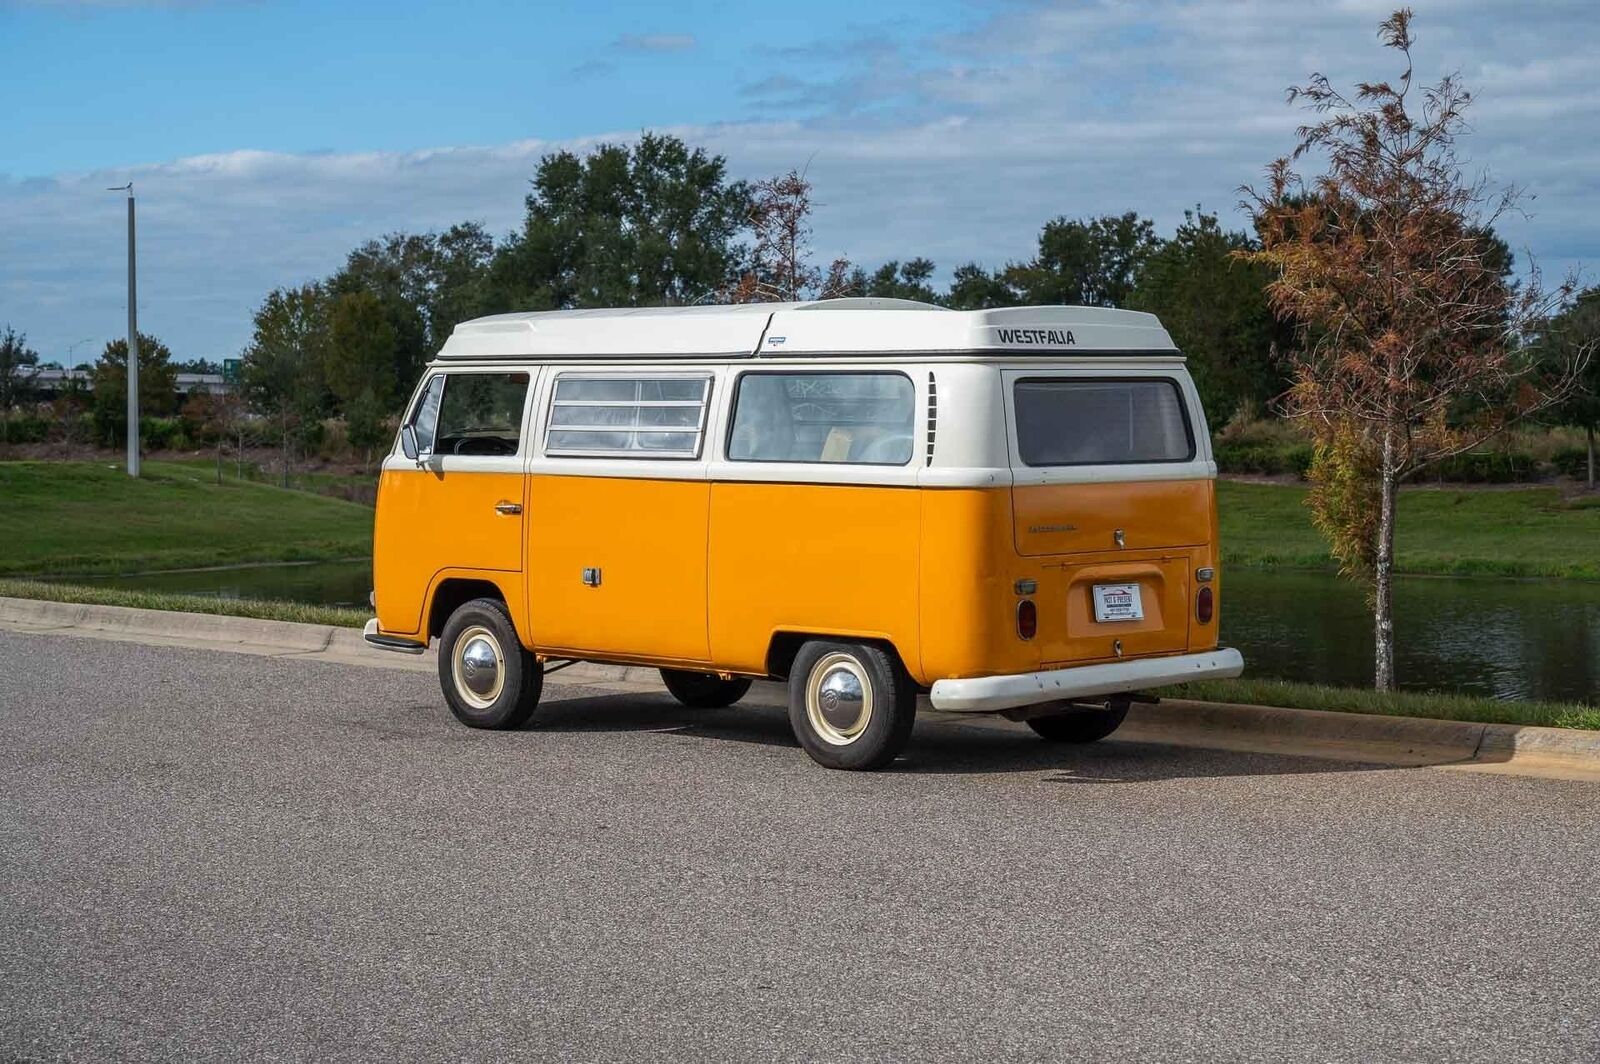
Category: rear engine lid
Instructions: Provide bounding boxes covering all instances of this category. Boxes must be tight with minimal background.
[1012,480,1210,556]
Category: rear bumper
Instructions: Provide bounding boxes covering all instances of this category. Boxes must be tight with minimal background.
[363,618,427,655]
[927,648,1244,713]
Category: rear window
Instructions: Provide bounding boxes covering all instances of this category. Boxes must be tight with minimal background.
[1013,378,1194,466]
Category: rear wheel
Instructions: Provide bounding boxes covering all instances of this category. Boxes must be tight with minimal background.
[438,597,542,730]
[660,669,752,709]
[1026,699,1129,744]
[788,641,916,771]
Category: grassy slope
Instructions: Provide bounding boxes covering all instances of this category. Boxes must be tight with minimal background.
[0,578,368,628]
[1172,676,1599,732]
[1218,480,1600,580]
[0,460,373,576]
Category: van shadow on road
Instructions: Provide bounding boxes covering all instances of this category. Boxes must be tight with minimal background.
[524,690,1390,784]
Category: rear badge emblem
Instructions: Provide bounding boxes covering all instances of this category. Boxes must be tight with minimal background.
[1028,524,1076,534]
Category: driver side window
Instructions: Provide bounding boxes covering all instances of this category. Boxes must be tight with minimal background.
[417,372,530,457]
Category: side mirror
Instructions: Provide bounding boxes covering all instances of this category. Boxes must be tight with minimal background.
[400,424,419,461]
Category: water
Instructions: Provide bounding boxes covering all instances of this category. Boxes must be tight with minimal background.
[1222,568,1600,704]
[69,560,1600,705]
[76,561,374,610]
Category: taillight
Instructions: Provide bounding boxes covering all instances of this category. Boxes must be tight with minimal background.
[1196,586,1214,624]
[1016,599,1038,640]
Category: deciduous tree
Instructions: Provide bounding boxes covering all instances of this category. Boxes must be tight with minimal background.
[1239,9,1587,690]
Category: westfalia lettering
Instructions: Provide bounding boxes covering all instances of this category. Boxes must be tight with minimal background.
[996,328,1075,345]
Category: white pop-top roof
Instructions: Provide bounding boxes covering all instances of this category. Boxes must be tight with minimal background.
[436,297,1177,360]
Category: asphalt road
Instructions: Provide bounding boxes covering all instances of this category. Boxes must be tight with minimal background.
[2,630,1598,1063]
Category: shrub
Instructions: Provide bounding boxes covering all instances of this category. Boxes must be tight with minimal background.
[139,416,184,451]
[0,414,52,444]
[1212,440,1313,476]
[1551,446,1592,479]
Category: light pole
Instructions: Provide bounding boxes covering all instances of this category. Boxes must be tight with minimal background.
[67,337,93,378]
[108,182,139,477]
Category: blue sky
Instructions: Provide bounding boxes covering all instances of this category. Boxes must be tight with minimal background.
[3,0,1598,362]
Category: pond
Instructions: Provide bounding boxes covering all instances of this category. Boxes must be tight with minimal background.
[69,560,1600,705]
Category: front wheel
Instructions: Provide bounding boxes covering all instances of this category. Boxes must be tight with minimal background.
[1026,700,1129,744]
[660,669,752,709]
[438,597,542,730]
[788,641,916,771]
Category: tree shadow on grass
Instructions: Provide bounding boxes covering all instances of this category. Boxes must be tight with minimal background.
[525,688,1392,783]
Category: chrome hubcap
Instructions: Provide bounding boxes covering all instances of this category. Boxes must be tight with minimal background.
[806,653,872,746]
[453,625,505,709]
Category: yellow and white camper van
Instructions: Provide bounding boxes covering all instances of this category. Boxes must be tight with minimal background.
[365,299,1243,769]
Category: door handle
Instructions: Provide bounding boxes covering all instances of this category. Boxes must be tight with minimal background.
[494,501,522,516]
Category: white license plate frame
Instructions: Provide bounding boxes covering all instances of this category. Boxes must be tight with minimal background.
[1092,583,1145,623]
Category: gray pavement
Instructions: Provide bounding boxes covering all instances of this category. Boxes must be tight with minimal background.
[2,628,1598,1063]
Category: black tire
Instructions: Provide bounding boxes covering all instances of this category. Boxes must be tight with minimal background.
[1026,700,1129,744]
[660,669,753,709]
[787,641,916,771]
[437,597,543,730]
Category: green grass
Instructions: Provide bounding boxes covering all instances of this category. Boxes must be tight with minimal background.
[0,460,373,577]
[162,457,378,505]
[1219,480,1600,580]
[0,578,368,628]
[1172,677,1600,731]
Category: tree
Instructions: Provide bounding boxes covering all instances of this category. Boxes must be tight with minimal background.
[0,325,40,414]
[242,285,330,487]
[331,221,494,390]
[326,291,398,411]
[1239,9,1586,690]
[946,263,1020,310]
[1543,287,1600,488]
[343,388,390,474]
[833,259,942,303]
[735,169,818,302]
[91,332,178,448]
[1129,208,1293,419]
[488,133,750,310]
[1005,212,1157,307]
[182,389,247,484]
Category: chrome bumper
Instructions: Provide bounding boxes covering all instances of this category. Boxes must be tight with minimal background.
[927,648,1244,713]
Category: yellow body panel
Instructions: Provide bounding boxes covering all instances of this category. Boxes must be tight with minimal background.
[707,483,923,677]
[372,467,526,638]
[527,475,712,663]
[373,469,1222,681]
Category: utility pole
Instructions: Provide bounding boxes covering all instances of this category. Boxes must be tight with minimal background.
[109,183,139,476]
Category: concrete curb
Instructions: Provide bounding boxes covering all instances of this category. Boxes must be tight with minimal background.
[3,595,1597,781]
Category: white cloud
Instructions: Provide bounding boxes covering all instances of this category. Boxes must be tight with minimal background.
[3,0,1595,361]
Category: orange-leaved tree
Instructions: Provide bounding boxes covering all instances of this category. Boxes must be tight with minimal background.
[1239,9,1588,690]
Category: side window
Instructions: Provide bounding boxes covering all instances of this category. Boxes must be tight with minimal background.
[545,375,711,458]
[728,372,915,465]
[429,372,530,457]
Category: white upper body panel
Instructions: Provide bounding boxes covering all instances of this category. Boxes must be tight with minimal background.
[436,299,1177,360]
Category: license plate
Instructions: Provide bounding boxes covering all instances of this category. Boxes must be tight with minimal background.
[1092,583,1144,622]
